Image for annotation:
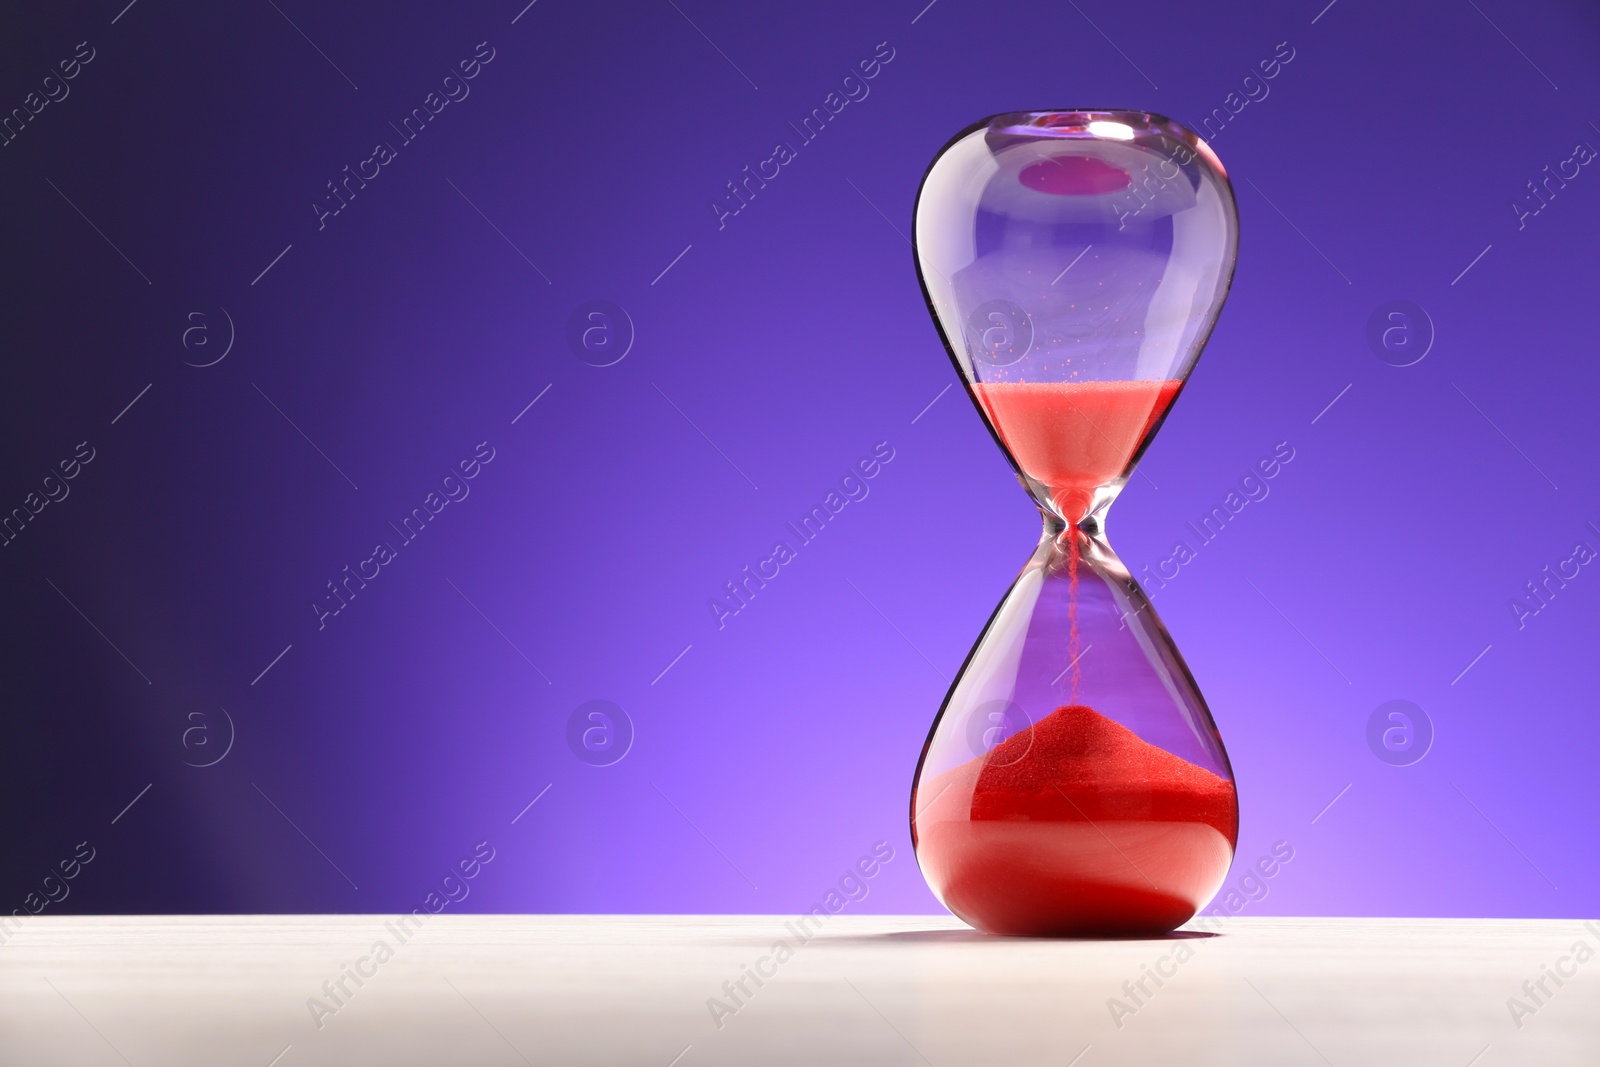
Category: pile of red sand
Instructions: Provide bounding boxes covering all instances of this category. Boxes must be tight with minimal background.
[966,705,1236,837]
[913,705,1237,936]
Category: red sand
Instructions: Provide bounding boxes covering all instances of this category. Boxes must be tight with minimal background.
[1064,525,1082,703]
[972,379,1181,523]
[914,705,1237,936]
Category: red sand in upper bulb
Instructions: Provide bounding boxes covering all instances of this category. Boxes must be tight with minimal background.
[972,380,1181,522]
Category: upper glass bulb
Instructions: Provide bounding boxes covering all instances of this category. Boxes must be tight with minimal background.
[914,110,1239,525]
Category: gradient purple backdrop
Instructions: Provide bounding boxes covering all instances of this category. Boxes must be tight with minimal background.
[1,0,1596,920]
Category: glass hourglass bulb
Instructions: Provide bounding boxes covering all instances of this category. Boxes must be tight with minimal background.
[909,110,1240,937]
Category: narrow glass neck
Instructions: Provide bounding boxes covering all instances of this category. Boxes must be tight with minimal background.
[1042,505,1107,545]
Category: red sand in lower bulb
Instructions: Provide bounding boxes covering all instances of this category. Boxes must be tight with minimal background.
[914,705,1237,936]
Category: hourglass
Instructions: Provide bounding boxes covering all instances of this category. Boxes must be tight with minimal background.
[909,111,1240,937]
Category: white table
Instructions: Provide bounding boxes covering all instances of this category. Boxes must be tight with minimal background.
[1,916,1593,1065]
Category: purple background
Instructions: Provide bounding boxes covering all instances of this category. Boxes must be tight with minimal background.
[2,0,1596,919]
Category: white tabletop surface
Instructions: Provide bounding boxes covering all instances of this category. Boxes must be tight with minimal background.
[0,915,1594,1066]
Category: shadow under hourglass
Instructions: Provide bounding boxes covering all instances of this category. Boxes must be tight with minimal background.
[826,928,1220,945]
